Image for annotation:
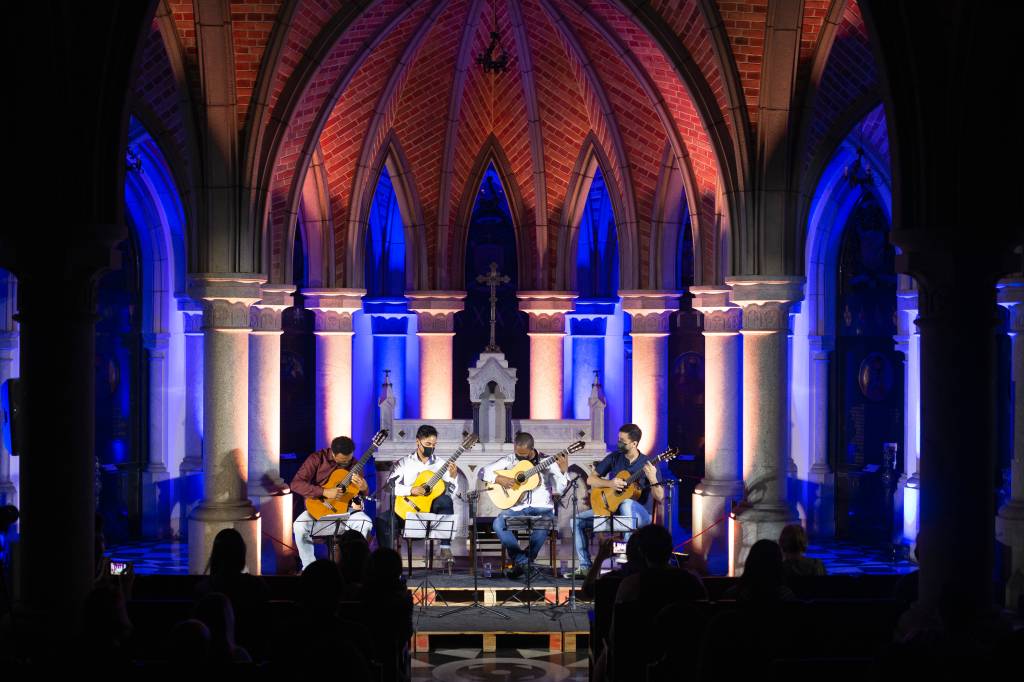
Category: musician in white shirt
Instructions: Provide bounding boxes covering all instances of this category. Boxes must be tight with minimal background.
[375,424,459,559]
[481,432,569,579]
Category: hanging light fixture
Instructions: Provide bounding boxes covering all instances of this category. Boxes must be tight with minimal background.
[476,2,510,74]
[843,123,874,189]
[125,146,143,174]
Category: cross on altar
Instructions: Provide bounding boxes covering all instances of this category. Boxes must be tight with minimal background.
[476,262,510,352]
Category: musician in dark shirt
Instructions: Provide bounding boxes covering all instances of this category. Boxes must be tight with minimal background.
[291,436,371,570]
[568,424,662,578]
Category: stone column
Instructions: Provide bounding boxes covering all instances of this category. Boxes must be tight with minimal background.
[141,332,170,537]
[895,284,921,542]
[178,301,204,475]
[725,277,804,573]
[304,289,364,446]
[895,244,1003,614]
[0,272,17,505]
[187,275,263,575]
[407,291,464,420]
[806,334,835,537]
[691,287,744,561]
[997,277,1024,609]
[518,292,576,419]
[248,285,295,575]
[621,291,680,456]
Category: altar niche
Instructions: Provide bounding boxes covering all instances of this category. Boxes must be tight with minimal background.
[831,193,903,544]
[453,164,530,421]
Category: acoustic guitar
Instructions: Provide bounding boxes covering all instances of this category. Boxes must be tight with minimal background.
[485,440,586,509]
[589,447,679,516]
[394,432,479,520]
[305,429,389,520]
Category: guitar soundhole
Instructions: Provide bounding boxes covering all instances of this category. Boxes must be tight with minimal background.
[422,484,432,495]
[515,473,526,484]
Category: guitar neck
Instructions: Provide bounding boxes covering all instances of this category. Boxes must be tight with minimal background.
[426,446,466,488]
[338,443,377,487]
[522,449,564,479]
[622,450,673,486]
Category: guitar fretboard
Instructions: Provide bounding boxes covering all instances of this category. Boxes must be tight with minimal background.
[521,451,562,480]
[425,442,471,488]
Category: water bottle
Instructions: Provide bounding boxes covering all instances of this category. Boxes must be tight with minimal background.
[483,562,492,579]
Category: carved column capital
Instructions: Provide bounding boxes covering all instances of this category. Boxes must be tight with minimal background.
[407,290,465,334]
[517,291,577,334]
[620,290,681,336]
[250,284,295,333]
[187,274,265,331]
[303,287,365,334]
[693,287,742,336]
[725,277,804,333]
[998,277,1024,333]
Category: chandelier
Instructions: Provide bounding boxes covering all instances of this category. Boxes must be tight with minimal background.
[476,4,510,74]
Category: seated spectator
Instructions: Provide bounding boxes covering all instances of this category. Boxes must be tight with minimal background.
[725,539,796,603]
[166,619,211,665]
[195,528,268,657]
[78,582,135,664]
[193,592,251,663]
[779,524,826,577]
[271,559,371,676]
[580,535,641,601]
[361,548,413,682]
[615,524,708,606]
[337,532,371,599]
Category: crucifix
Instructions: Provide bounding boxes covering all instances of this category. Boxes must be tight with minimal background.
[476,261,510,352]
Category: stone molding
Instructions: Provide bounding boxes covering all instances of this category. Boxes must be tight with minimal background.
[518,291,577,334]
[303,287,364,334]
[187,274,265,331]
[407,290,465,334]
[620,290,680,336]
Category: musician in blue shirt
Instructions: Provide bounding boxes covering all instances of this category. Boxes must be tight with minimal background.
[566,423,663,579]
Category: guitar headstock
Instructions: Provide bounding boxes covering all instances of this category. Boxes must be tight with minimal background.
[566,440,586,455]
[654,447,680,463]
[461,433,480,449]
[371,429,389,448]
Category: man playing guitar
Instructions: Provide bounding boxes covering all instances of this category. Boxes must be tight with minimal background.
[567,423,663,579]
[374,425,459,561]
[291,436,372,570]
[481,432,569,579]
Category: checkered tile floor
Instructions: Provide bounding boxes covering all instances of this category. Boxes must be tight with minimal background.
[105,538,917,576]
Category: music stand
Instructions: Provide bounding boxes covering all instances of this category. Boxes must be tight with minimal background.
[436,491,509,620]
[592,513,637,536]
[548,476,587,620]
[499,515,554,612]
[403,513,455,612]
[310,513,371,562]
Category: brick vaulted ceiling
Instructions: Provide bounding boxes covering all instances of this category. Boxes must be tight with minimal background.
[136,0,880,288]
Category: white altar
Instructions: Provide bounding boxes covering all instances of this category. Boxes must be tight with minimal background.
[373,263,611,553]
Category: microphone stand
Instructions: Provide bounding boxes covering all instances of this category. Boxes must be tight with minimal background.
[438,490,509,619]
[548,475,586,619]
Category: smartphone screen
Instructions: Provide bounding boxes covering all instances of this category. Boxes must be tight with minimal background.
[613,541,626,554]
[110,561,128,575]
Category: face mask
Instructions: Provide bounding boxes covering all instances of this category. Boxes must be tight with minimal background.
[422,445,435,457]
[616,441,628,454]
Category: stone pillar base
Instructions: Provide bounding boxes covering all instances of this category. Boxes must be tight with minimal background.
[997,503,1024,608]
[141,468,171,538]
[730,505,797,576]
[188,504,261,575]
[252,492,296,576]
[691,483,741,564]
[0,480,17,507]
[807,466,835,538]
